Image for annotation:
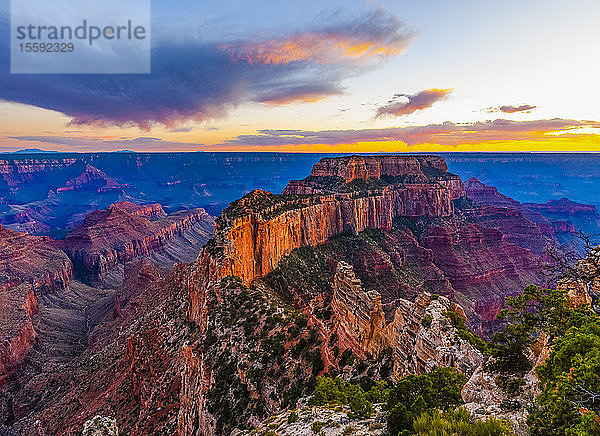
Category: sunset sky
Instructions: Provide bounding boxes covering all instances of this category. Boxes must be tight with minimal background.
[1,0,599,153]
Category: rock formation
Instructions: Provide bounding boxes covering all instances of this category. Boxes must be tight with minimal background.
[61,204,213,282]
[176,155,522,435]
[332,262,483,379]
[465,177,600,245]
[206,156,465,292]
[308,155,449,182]
[0,225,72,294]
[110,201,167,220]
[0,225,72,383]
[56,164,121,193]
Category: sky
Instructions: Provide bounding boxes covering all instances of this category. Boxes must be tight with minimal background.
[1,0,599,153]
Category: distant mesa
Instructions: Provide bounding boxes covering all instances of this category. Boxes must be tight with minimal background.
[56,164,122,194]
[1,148,59,154]
[283,154,464,196]
[61,201,213,282]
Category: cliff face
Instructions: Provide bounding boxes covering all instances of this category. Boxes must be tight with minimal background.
[0,284,37,385]
[56,164,121,193]
[62,204,213,282]
[0,225,72,295]
[176,155,516,435]
[111,201,167,219]
[0,226,72,383]
[309,155,449,182]
[523,197,600,216]
[419,223,542,333]
[212,156,463,288]
[0,201,214,429]
[464,177,600,245]
[332,262,483,379]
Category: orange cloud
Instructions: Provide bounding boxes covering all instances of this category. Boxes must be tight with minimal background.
[221,33,409,65]
[220,11,412,66]
[220,119,600,148]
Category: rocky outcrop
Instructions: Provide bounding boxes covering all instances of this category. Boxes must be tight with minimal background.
[173,155,545,435]
[0,226,72,383]
[332,262,483,380]
[523,197,600,216]
[0,157,78,182]
[461,204,549,254]
[110,201,167,220]
[61,204,213,282]
[213,159,462,287]
[420,223,542,333]
[464,177,600,245]
[0,225,72,295]
[284,155,465,198]
[0,284,37,385]
[464,177,520,209]
[238,400,387,436]
[82,416,119,436]
[309,155,449,182]
[56,164,121,193]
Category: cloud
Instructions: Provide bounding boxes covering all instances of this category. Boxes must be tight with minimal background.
[0,8,411,129]
[220,10,413,66]
[488,104,537,113]
[376,88,452,118]
[220,118,600,148]
[9,135,203,151]
[9,118,600,152]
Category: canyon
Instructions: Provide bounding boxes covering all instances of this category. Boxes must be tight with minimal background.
[0,201,213,433]
[173,155,553,434]
[61,202,211,283]
[0,154,590,435]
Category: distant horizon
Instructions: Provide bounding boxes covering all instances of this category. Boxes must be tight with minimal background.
[5,149,600,155]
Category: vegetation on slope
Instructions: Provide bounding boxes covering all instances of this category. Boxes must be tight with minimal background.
[486,283,600,434]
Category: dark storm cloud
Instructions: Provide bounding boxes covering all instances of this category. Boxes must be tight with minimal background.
[0,9,412,129]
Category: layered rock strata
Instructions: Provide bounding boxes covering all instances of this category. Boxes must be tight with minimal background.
[332,262,483,379]
[0,226,72,382]
[62,205,213,282]
[212,157,464,287]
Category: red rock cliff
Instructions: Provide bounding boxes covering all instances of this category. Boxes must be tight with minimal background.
[0,226,72,383]
[309,155,449,182]
[61,204,212,282]
[332,262,483,379]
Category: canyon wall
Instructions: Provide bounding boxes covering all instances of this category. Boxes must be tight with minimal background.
[0,226,72,383]
[0,202,213,388]
[309,155,449,182]
[62,205,213,282]
[332,262,483,379]
[171,155,554,436]
[215,181,461,286]
[0,225,72,295]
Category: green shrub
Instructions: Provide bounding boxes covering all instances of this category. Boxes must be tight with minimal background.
[348,391,373,419]
[287,410,299,424]
[413,408,514,436]
[421,315,433,328]
[311,421,325,434]
[311,377,348,406]
[444,310,491,356]
[386,367,467,435]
